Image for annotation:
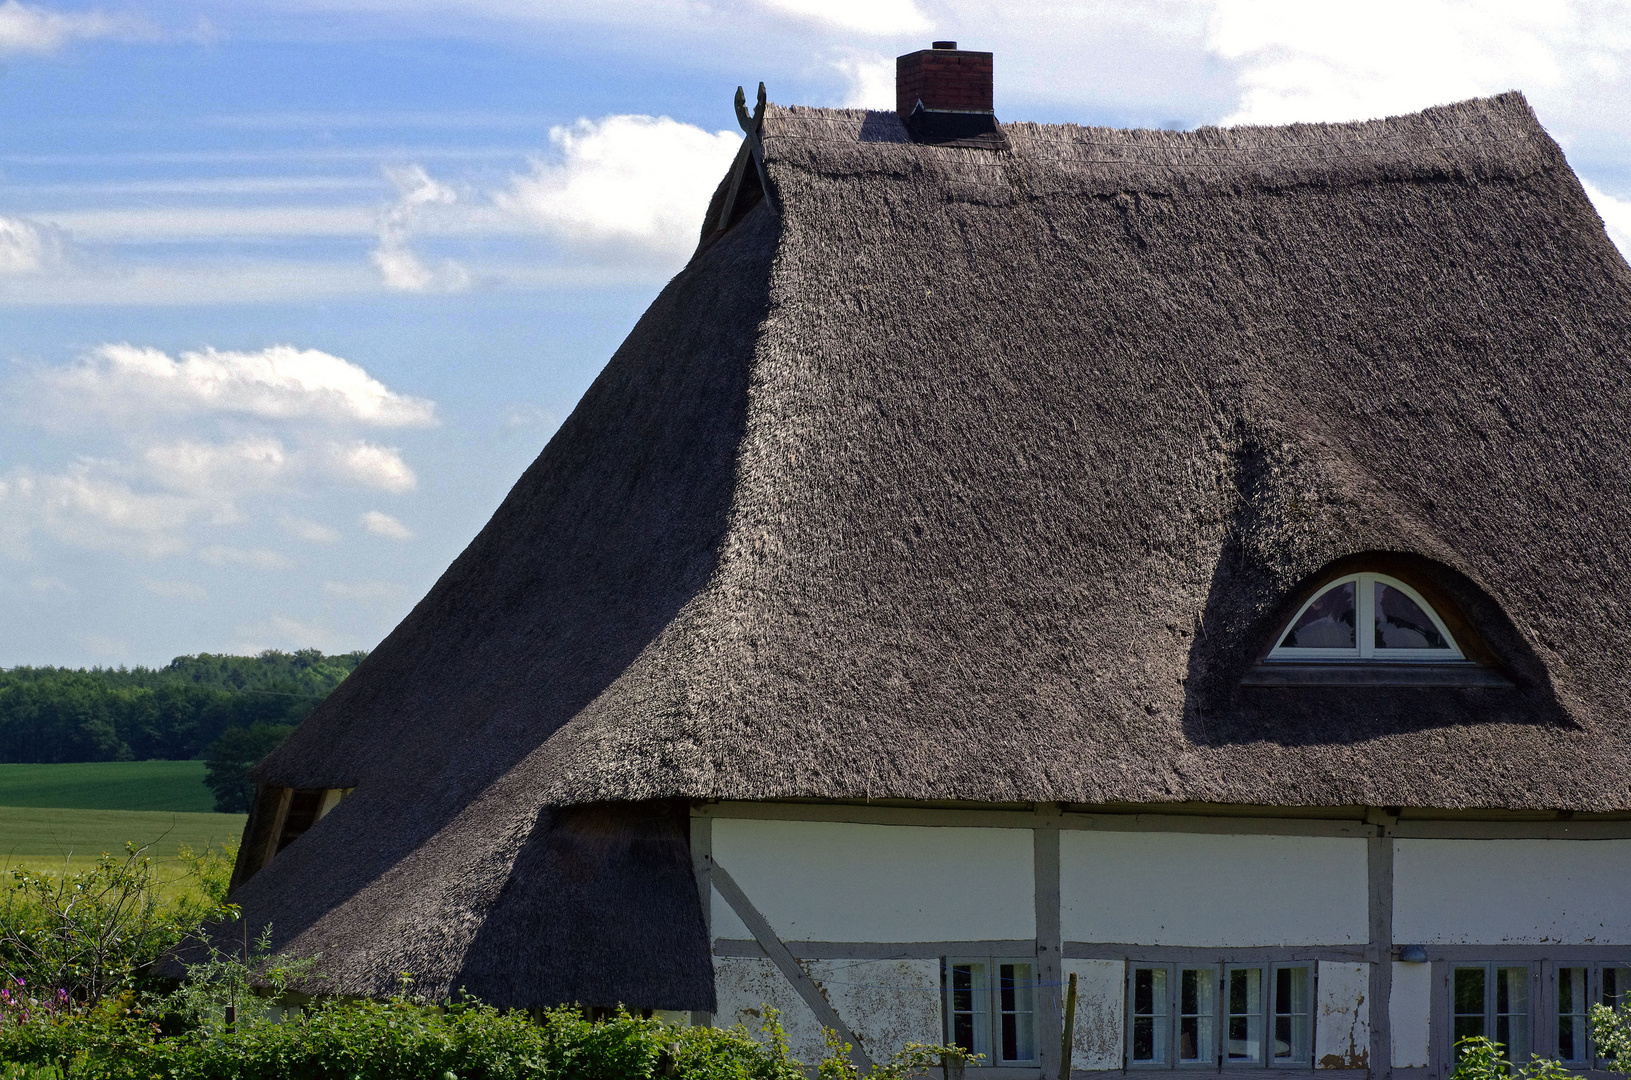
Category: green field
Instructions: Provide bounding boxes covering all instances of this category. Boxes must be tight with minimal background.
[0,762,244,879]
[0,759,214,812]
[0,805,245,868]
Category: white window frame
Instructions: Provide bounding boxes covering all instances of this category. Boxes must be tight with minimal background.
[1127,962,1315,1070]
[1268,572,1464,663]
[943,956,1041,1067]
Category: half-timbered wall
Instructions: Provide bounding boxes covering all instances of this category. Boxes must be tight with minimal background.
[698,804,1631,1080]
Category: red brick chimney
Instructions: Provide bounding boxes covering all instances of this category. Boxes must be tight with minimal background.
[895,41,993,119]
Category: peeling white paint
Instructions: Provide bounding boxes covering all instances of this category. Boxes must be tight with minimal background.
[1390,961,1432,1068]
[712,818,1035,942]
[1314,962,1370,1069]
[815,958,943,1062]
[714,956,829,1063]
[1394,839,1631,944]
[1060,832,1368,946]
[1063,958,1124,1070]
[712,955,944,1066]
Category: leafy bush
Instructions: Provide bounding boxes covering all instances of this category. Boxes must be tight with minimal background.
[0,842,236,1008]
[0,1000,893,1080]
[1449,1036,1577,1080]
[1594,1002,1631,1073]
[0,833,968,1080]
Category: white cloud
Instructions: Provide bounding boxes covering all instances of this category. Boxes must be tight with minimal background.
[197,545,293,570]
[142,436,288,506]
[0,464,197,557]
[44,343,436,428]
[138,436,414,498]
[143,577,208,601]
[319,440,416,492]
[372,165,470,292]
[283,516,341,544]
[28,205,374,242]
[360,509,413,540]
[754,0,929,35]
[1205,0,1608,125]
[1582,178,1631,259]
[1,342,431,562]
[833,53,896,109]
[495,115,741,260]
[0,216,54,273]
[28,574,70,594]
[0,0,140,54]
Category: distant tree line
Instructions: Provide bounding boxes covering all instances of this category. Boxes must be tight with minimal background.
[0,649,363,766]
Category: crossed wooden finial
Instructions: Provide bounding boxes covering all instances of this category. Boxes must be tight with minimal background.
[734,82,767,136]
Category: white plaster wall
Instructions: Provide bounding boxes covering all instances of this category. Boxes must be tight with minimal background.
[1060,832,1368,945]
[1063,958,1124,1071]
[816,958,943,1064]
[711,955,942,1066]
[714,956,827,1063]
[711,818,1035,942]
[1390,962,1432,1068]
[711,891,754,941]
[1314,962,1370,1069]
[1394,839,1631,944]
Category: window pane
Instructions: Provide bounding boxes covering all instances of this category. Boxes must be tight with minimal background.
[1273,967,1311,1063]
[1227,968,1264,1063]
[1180,968,1216,1064]
[1606,968,1631,1011]
[1281,582,1356,649]
[999,963,1036,1063]
[1454,967,1487,1052]
[1132,967,1169,1064]
[1558,968,1589,1062]
[949,962,990,1060]
[1375,582,1450,649]
[1496,967,1529,1065]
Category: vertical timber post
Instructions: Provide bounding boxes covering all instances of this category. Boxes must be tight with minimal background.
[1060,971,1079,1080]
[1035,805,1064,1080]
[691,806,714,1028]
[1367,808,1397,1080]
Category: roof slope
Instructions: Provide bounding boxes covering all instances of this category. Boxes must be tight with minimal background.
[240,92,1631,1002]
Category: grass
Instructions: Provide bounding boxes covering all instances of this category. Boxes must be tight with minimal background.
[0,763,242,890]
[0,805,245,890]
[0,760,214,812]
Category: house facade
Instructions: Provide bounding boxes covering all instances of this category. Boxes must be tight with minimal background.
[224,42,1631,1080]
[699,801,1631,1079]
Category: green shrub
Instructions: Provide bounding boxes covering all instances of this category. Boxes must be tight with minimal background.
[0,983,967,1080]
[0,843,235,1008]
[1449,1036,1577,1080]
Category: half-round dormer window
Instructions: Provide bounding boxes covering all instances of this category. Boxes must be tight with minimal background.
[1269,573,1463,663]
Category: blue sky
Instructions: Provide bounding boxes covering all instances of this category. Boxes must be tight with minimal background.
[1,0,1628,668]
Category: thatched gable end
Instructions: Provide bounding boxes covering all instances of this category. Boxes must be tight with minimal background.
[235,91,1631,1005]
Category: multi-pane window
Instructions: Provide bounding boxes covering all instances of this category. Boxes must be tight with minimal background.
[1553,965,1631,1066]
[1269,572,1463,662]
[1605,967,1631,1010]
[943,957,1038,1066]
[1129,964,1313,1068]
[1453,965,1531,1065]
[1558,967,1590,1065]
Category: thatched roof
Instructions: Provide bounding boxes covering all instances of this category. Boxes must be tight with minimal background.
[234,92,1631,1006]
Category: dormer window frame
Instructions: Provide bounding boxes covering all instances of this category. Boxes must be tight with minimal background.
[1268,572,1466,665]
